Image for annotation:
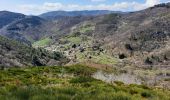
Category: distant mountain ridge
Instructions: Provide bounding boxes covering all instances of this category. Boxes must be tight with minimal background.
[39,10,118,19]
[0,10,122,44]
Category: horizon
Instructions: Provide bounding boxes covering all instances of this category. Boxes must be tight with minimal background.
[0,10,126,16]
[0,0,170,15]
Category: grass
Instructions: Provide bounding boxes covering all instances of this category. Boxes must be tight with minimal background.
[33,38,52,47]
[65,64,96,76]
[92,53,118,65]
[59,36,82,45]
[0,65,170,100]
[79,25,95,33]
[77,51,118,65]
[60,31,92,45]
[66,37,82,44]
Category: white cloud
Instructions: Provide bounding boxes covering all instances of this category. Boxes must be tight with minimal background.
[146,0,160,6]
[18,2,135,15]
[17,0,167,15]
[132,0,161,10]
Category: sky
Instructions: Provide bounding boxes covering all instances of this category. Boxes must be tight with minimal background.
[0,0,170,15]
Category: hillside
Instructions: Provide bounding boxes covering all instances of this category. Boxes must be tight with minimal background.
[0,65,169,100]
[0,11,25,28]
[0,10,113,45]
[35,3,170,90]
[0,16,55,44]
[0,36,68,67]
[43,3,170,67]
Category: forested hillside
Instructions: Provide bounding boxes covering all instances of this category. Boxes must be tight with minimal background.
[0,36,68,67]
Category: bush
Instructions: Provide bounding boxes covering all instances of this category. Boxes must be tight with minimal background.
[129,88,138,95]
[70,76,95,83]
[141,91,152,98]
[66,64,96,76]
[114,81,124,86]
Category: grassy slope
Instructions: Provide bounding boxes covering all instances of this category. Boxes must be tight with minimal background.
[0,65,169,100]
[79,24,95,33]
[66,37,82,44]
[77,51,118,65]
[33,38,52,47]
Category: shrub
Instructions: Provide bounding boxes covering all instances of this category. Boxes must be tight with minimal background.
[114,81,124,86]
[66,64,96,76]
[129,88,139,95]
[141,91,152,98]
[70,76,95,83]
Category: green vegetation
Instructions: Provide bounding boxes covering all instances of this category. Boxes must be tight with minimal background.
[33,38,52,47]
[66,37,82,44]
[0,65,169,100]
[91,53,118,65]
[79,24,95,33]
[77,52,118,65]
[57,32,118,66]
[59,35,82,45]
[0,36,67,67]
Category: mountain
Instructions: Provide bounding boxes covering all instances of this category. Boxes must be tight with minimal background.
[42,3,170,68]
[0,11,95,45]
[36,3,170,89]
[0,36,68,67]
[0,16,55,44]
[1,3,170,67]
[0,3,170,67]
[109,3,170,66]
[0,11,25,28]
[40,10,115,20]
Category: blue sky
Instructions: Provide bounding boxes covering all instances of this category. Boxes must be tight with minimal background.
[0,0,170,15]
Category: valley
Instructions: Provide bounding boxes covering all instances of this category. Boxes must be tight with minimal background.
[0,2,170,100]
